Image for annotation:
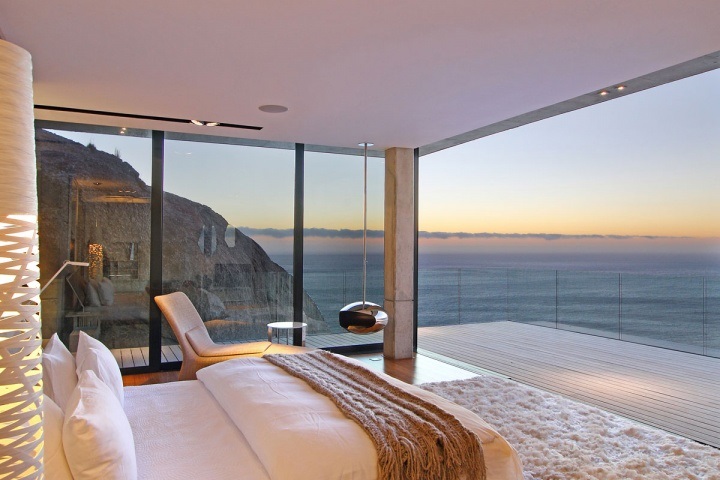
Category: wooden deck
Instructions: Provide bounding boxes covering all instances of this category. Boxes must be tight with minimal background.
[419,321,720,449]
[111,332,382,368]
[112,344,183,369]
[112,321,720,448]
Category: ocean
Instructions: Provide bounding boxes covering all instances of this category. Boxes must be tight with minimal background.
[272,252,720,357]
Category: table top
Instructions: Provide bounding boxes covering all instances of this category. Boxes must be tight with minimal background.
[267,322,307,329]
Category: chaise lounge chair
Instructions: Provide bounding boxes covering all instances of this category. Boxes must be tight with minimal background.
[155,291,309,380]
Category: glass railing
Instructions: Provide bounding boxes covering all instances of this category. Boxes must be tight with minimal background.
[303,270,384,337]
[147,266,718,360]
[417,268,720,358]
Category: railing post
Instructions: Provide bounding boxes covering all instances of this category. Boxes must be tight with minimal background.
[555,270,559,329]
[505,268,510,322]
[703,276,707,356]
[457,268,462,324]
[618,273,623,340]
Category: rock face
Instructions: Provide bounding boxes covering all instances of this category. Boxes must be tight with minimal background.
[35,129,325,348]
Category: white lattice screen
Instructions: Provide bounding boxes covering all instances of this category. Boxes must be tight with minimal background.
[0,39,43,479]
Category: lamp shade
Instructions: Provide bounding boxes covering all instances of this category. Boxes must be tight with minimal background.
[0,39,43,479]
[0,40,36,218]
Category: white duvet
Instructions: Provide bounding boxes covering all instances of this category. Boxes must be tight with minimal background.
[196,357,523,480]
[125,356,523,480]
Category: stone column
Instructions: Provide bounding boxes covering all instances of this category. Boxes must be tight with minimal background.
[383,147,415,359]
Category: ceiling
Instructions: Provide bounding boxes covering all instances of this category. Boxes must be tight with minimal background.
[2,1,720,152]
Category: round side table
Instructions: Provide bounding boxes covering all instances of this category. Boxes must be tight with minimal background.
[267,321,307,346]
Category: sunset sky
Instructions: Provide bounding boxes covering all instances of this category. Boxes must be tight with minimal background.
[51,67,719,256]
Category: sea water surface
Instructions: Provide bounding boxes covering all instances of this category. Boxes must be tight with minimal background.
[272,252,720,357]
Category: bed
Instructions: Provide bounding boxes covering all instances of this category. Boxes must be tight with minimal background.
[43,332,524,480]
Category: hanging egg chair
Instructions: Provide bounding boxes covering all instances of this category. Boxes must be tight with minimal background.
[338,143,388,335]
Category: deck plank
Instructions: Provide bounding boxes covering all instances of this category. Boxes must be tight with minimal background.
[169,344,183,362]
[161,345,177,362]
[419,321,720,448]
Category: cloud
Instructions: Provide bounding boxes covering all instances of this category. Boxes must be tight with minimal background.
[417,231,680,241]
[238,227,383,239]
[238,227,692,241]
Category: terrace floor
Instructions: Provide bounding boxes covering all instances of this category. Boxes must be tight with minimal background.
[113,321,720,448]
[418,321,720,449]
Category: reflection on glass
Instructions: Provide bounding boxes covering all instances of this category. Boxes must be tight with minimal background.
[37,128,152,367]
[162,140,303,352]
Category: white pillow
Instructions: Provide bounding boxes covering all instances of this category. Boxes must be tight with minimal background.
[43,333,78,411]
[84,280,102,307]
[75,331,124,406]
[63,370,137,480]
[98,277,115,306]
[43,395,73,480]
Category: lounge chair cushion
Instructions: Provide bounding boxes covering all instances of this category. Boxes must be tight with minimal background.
[185,326,270,357]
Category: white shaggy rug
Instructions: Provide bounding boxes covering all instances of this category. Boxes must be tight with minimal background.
[420,376,720,480]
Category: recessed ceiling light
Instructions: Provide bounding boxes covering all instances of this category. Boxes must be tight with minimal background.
[259,105,289,113]
[599,90,609,96]
[190,119,220,127]
[616,85,626,91]
[93,182,102,186]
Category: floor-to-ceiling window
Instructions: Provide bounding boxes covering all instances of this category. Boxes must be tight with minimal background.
[36,123,387,370]
[418,68,720,357]
[37,127,153,367]
[302,150,385,349]
[160,140,298,356]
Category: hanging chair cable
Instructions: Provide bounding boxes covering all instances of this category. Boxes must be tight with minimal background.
[362,142,368,308]
[338,142,387,335]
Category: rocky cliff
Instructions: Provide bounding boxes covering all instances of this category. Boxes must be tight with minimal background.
[36,129,325,348]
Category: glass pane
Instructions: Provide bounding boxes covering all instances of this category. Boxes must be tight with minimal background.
[621,273,705,354]
[303,151,384,348]
[460,268,508,324]
[162,140,295,358]
[707,276,720,358]
[38,127,152,368]
[507,269,556,327]
[558,270,619,338]
[418,68,720,358]
[418,268,461,327]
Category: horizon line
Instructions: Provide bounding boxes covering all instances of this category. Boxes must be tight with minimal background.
[237,227,715,241]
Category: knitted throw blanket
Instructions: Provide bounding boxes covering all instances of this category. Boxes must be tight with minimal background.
[264,350,486,480]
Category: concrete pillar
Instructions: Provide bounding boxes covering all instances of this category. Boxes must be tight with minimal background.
[383,147,415,359]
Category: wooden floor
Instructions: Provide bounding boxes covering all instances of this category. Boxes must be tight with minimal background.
[122,352,477,387]
[112,344,182,369]
[350,353,480,384]
[113,332,383,368]
[118,321,720,448]
[419,321,720,449]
